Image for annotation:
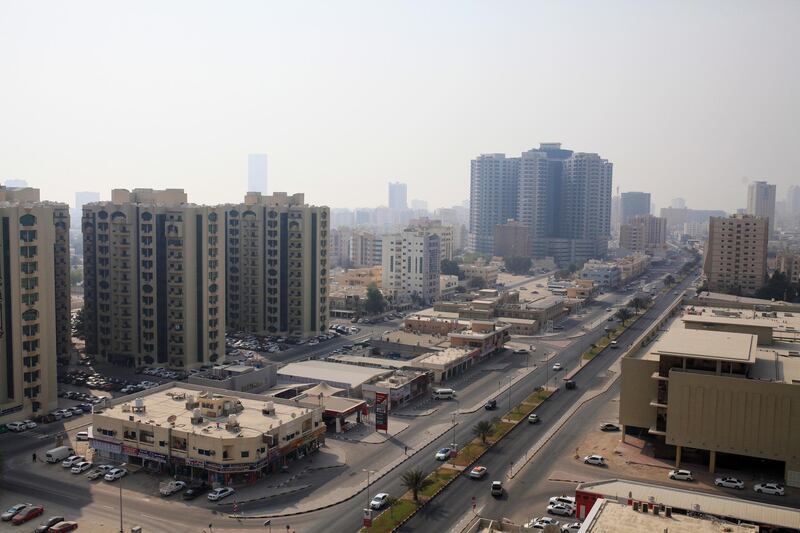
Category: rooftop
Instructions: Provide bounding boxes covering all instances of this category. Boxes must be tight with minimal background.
[96,383,316,438]
[277,360,393,388]
[577,479,800,530]
[581,498,755,533]
[650,328,757,363]
[412,347,475,368]
[326,354,413,370]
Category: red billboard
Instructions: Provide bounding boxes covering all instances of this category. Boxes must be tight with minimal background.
[374,392,389,432]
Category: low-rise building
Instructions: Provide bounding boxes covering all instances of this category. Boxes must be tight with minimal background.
[461,263,500,287]
[448,321,510,357]
[439,274,460,300]
[188,363,277,394]
[276,360,393,397]
[361,370,430,410]
[580,260,621,289]
[90,383,325,486]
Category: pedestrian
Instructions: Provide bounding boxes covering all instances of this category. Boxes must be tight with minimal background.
[404,445,407,455]
[32,452,37,463]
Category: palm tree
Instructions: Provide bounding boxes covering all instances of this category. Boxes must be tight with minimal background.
[401,468,432,503]
[630,296,648,314]
[664,274,676,286]
[473,420,494,445]
[615,308,633,325]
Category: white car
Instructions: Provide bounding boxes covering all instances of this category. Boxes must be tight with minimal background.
[435,447,452,461]
[754,483,785,496]
[207,487,234,501]
[528,413,540,424]
[714,477,744,489]
[547,503,574,517]
[369,492,389,509]
[583,454,605,466]
[4,421,27,432]
[561,522,582,533]
[549,496,576,507]
[669,469,693,481]
[23,419,37,429]
[75,431,89,442]
[104,468,127,481]
[513,348,528,354]
[529,517,559,528]
[58,409,73,418]
[160,480,187,496]
[71,461,93,474]
[62,455,85,468]
[469,466,488,479]
[552,363,563,371]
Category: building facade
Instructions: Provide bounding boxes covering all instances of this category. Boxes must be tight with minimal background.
[388,182,408,210]
[746,180,776,234]
[703,214,768,296]
[468,154,520,254]
[349,231,382,268]
[493,220,532,258]
[382,228,441,306]
[620,191,651,223]
[224,192,329,339]
[83,189,225,369]
[0,187,71,425]
[619,214,667,255]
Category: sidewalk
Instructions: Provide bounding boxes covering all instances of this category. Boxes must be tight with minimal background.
[326,419,410,444]
[236,421,455,519]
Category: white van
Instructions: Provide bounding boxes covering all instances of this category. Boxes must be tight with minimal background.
[432,388,455,400]
[45,445,75,463]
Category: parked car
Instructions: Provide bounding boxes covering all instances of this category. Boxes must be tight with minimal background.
[528,517,559,528]
[12,505,44,525]
[754,483,785,496]
[48,521,79,532]
[34,516,65,533]
[71,461,92,474]
[599,423,619,431]
[714,477,744,489]
[469,466,488,479]
[61,456,85,468]
[484,399,497,410]
[669,469,693,481]
[104,468,127,481]
[490,480,504,497]
[5,421,27,432]
[24,419,38,429]
[207,487,234,501]
[549,496,576,507]
[583,454,605,466]
[435,447,452,461]
[160,480,187,496]
[75,431,89,442]
[547,503,574,517]
[182,482,210,500]
[369,493,389,509]
[561,522,582,533]
[528,413,540,424]
[85,469,105,480]
[2,503,31,521]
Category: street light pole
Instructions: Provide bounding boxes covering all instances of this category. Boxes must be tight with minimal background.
[118,463,126,533]
[363,469,375,509]
[451,400,460,463]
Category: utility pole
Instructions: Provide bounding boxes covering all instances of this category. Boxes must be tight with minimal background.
[118,463,127,533]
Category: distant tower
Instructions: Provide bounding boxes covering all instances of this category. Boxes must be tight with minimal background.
[388,182,408,210]
[247,154,268,194]
[620,192,651,223]
[747,180,776,235]
[4,179,28,188]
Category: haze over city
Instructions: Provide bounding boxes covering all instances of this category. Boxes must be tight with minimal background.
[2,0,798,210]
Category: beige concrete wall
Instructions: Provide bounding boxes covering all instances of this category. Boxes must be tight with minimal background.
[666,371,800,469]
[619,357,659,429]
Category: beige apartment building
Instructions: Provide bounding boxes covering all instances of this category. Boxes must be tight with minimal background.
[493,220,531,258]
[89,383,325,486]
[703,214,768,296]
[83,189,225,370]
[620,302,800,486]
[0,187,70,425]
[619,214,667,255]
[349,230,382,268]
[409,218,455,261]
[224,193,329,339]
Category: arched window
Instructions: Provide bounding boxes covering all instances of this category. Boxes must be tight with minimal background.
[19,214,36,226]
[22,309,38,321]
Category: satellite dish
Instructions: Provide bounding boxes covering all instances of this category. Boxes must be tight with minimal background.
[167,415,177,423]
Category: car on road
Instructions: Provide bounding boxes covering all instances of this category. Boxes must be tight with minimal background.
[182,482,210,500]
[754,483,785,496]
[599,423,619,431]
[71,461,92,474]
[610,341,619,349]
[160,480,187,496]
[435,447,452,460]
[668,469,693,481]
[24,419,38,429]
[369,493,389,509]
[583,454,605,466]
[484,399,497,410]
[564,380,576,390]
[5,421,27,432]
[469,466,488,479]
[561,522,582,533]
[513,348,528,354]
[714,477,744,489]
[547,503,574,517]
[490,480,504,497]
[104,468,127,481]
[47,521,79,532]
[12,505,44,525]
[207,487,235,501]
[1,503,31,521]
[605,308,612,312]
[552,363,563,371]
[528,413,540,424]
[62,455,85,468]
[34,516,65,533]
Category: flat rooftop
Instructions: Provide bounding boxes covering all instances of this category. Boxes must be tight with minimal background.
[412,347,475,368]
[379,330,449,348]
[650,328,757,363]
[582,499,754,533]
[578,479,800,530]
[327,354,413,370]
[97,384,313,438]
[277,360,392,388]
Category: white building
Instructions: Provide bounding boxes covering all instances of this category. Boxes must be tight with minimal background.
[382,228,441,306]
[747,180,776,234]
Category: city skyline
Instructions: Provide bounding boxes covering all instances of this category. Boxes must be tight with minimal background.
[1,1,798,211]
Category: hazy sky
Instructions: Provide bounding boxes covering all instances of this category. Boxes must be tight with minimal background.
[1,1,798,212]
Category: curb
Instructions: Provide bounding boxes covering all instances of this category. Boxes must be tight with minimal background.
[548,477,586,484]
[220,485,310,507]
[232,422,456,520]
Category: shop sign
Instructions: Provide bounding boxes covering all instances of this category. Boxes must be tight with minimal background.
[122,445,139,456]
[139,449,167,463]
[186,459,206,468]
[375,392,388,431]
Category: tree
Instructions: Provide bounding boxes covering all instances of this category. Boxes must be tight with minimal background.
[756,271,799,302]
[664,274,675,286]
[630,296,649,314]
[467,276,487,290]
[440,259,461,277]
[615,308,633,325]
[504,256,532,275]
[401,468,433,503]
[365,283,386,315]
[72,308,86,339]
[473,420,493,445]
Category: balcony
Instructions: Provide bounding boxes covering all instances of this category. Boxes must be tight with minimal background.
[649,399,667,409]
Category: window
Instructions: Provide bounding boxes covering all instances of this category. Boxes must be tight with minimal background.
[22,309,38,321]
[97,428,116,437]
[21,277,38,290]
[240,450,250,458]
[19,230,37,242]
[21,261,37,274]
[21,246,37,258]
[20,214,36,226]
[21,293,38,305]
[22,324,39,336]
[22,340,39,352]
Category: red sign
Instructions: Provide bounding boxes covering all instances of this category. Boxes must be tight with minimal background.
[374,392,389,431]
